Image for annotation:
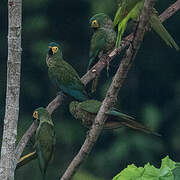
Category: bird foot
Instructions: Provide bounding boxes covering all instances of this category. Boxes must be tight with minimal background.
[101,53,110,78]
[56,91,65,97]
[86,130,90,137]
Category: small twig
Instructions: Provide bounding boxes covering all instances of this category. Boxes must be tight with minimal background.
[14,0,180,169]
[60,0,156,179]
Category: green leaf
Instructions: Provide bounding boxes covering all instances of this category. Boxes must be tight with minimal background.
[160,156,176,170]
[112,164,144,180]
[142,163,159,180]
[172,167,180,180]
[159,166,173,180]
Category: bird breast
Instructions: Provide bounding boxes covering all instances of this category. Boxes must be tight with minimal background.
[46,56,56,68]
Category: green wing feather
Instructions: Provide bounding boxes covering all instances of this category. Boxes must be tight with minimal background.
[50,60,84,89]
[88,31,106,70]
[49,59,88,100]
[79,100,102,114]
[36,122,55,179]
[116,17,129,47]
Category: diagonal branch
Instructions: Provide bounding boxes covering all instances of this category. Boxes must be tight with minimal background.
[14,0,180,169]
[60,0,156,179]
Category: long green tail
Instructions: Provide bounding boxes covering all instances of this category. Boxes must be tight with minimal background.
[150,13,179,51]
[107,110,161,136]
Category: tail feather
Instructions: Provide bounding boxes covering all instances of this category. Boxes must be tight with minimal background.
[42,172,46,180]
[107,109,135,121]
[150,13,179,51]
[107,110,161,136]
[120,121,161,136]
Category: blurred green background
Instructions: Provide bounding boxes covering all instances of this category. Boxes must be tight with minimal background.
[0,0,180,179]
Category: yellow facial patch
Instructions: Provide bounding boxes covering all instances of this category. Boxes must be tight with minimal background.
[91,19,99,28]
[52,46,59,54]
[33,111,38,119]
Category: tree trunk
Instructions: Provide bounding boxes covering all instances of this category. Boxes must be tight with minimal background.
[0,0,22,179]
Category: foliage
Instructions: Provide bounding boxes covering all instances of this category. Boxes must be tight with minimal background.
[113,156,180,180]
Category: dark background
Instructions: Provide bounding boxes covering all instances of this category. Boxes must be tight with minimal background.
[0,0,180,179]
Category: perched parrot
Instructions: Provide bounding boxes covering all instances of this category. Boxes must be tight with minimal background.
[33,107,56,180]
[69,100,160,136]
[88,13,116,70]
[113,0,179,50]
[46,42,88,101]
[88,13,116,92]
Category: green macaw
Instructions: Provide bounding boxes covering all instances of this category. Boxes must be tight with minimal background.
[69,100,160,136]
[88,13,116,70]
[46,42,88,101]
[33,107,56,180]
[88,13,116,92]
[113,0,179,50]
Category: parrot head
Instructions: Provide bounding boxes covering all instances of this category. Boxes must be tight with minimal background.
[48,42,62,56]
[33,107,50,123]
[69,101,79,116]
[89,13,112,29]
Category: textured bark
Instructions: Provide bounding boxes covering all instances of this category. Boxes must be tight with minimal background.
[60,0,155,179]
[159,0,180,22]
[14,0,180,172]
[0,0,22,179]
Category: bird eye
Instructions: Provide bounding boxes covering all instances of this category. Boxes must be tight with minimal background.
[91,20,99,28]
[33,111,38,119]
[52,46,59,54]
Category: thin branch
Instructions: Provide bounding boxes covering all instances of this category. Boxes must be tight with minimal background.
[60,0,156,179]
[159,0,180,22]
[14,0,180,169]
[0,0,22,179]
[14,122,38,161]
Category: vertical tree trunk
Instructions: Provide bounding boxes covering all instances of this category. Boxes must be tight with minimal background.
[0,0,22,179]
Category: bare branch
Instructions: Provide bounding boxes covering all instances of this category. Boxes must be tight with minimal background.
[0,0,22,179]
[14,0,180,170]
[60,0,156,179]
[47,92,65,115]
[159,0,180,22]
